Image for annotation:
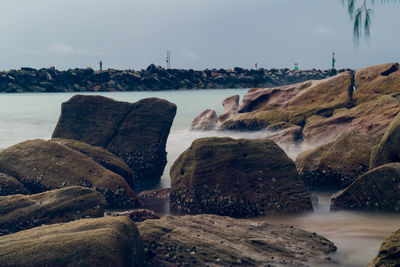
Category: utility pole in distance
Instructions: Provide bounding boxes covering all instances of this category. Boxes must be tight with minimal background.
[332,52,336,69]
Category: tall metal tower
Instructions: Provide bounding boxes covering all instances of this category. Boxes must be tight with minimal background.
[166,50,171,69]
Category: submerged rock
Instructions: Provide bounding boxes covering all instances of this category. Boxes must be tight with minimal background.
[52,95,177,183]
[331,163,400,211]
[369,228,400,267]
[0,186,105,235]
[137,214,337,267]
[296,133,377,189]
[0,216,145,267]
[170,137,312,217]
[370,112,400,169]
[0,139,141,208]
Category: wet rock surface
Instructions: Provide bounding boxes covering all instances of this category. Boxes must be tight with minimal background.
[370,112,400,169]
[0,216,145,267]
[296,133,377,190]
[137,214,337,267]
[170,137,312,217]
[331,163,400,211]
[105,209,160,222]
[0,65,337,93]
[52,95,177,183]
[0,186,105,235]
[191,109,217,130]
[369,228,400,267]
[0,139,141,208]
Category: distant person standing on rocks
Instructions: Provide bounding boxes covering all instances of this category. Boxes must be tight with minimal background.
[99,60,103,71]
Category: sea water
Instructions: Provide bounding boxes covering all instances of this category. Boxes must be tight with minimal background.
[0,90,399,266]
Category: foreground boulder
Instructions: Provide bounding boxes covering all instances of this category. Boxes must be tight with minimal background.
[0,186,105,235]
[0,216,145,267]
[369,228,400,267]
[0,173,29,196]
[170,137,312,217]
[0,139,141,208]
[296,133,377,189]
[51,138,135,189]
[138,214,337,266]
[370,112,400,169]
[52,95,177,182]
[331,163,400,211]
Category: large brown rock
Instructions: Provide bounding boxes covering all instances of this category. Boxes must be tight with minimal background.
[369,228,400,267]
[137,214,337,267]
[331,163,400,211]
[51,138,135,189]
[0,216,145,267]
[296,133,377,189]
[354,62,400,104]
[370,112,400,169]
[0,139,141,208]
[0,173,29,196]
[302,94,400,144]
[191,109,217,130]
[217,94,240,123]
[170,137,312,217]
[52,95,177,182]
[220,71,353,130]
[0,186,105,235]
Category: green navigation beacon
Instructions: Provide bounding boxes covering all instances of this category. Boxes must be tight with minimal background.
[332,52,336,69]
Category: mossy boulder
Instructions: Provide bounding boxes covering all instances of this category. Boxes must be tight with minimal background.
[296,133,377,189]
[354,62,400,104]
[52,95,177,182]
[0,216,145,267]
[51,138,135,189]
[170,137,312,217]
[370,112,400,169]
[0,173,29,196]
[331,163,400,211]
[0,186,105,235]
[137,214,337,267]
[0,139,141,208]
[369,228,400,267]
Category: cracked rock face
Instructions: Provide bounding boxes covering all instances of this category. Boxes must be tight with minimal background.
[138,214,337,267]
[170,137,312,218]
[52,95,177,183]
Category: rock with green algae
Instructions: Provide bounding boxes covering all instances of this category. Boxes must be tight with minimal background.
[137,214,337,267]
[170,137,312,218]
[0,139,141,208]
[0,172,29,196]
[52,95,177,183]
[369,228,400,267]
[0,216,145,267]
[0,186,105,235]
[51,138,135,189]
[370,112,400,169]
[295,133,377,189]
[331,163,400,211]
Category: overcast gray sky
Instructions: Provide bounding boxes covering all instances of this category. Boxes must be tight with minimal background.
[0,0,399,70]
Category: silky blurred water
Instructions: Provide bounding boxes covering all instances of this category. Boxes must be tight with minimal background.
[0,90,399,266]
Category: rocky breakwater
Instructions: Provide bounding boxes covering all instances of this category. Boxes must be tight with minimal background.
[170,137,313,217]
[0,139,141,208]
[0,65,337,92]
[137,214,337,266]
[52,95,176,185]
[192,63,400,147]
